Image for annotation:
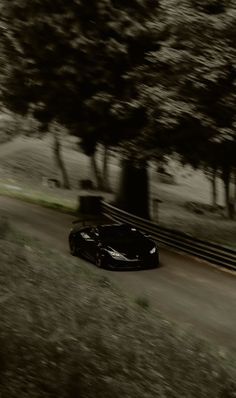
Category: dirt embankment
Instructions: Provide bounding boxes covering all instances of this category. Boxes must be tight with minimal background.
[0,220,235,398]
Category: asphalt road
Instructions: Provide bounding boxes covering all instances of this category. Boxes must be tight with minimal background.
[1,196,235,353]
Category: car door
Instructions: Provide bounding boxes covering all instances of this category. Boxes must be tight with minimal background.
[80,227,99,261]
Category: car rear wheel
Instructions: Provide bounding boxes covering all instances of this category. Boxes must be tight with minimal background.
[70,240,78,256]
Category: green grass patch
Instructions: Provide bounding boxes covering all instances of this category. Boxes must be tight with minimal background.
[135,295,150,310]
[0,221,235,398]
[0,184,76,215]
[0,215,11,239]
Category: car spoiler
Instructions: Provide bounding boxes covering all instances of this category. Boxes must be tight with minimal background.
[72,217,101,227]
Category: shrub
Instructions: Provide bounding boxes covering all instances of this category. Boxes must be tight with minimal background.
[135,295,150,310]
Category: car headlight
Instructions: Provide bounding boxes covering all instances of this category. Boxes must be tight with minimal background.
[150,247,156,254]
[106,249,127,260]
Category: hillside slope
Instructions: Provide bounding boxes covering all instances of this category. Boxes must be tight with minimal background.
[0,219,235,398]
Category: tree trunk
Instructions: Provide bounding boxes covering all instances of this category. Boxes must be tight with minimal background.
[53,131,71,189]
[224,178,230,218]
[90,152,104,190]
[210,167,218,208]
[234,168,236,205]
[115,158,150,219]
[102,145,112,193]
[222,167,234,219]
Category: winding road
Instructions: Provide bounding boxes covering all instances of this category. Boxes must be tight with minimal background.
[1,196,235,353]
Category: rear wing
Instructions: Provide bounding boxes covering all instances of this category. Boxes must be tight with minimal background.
[72,216,105,227]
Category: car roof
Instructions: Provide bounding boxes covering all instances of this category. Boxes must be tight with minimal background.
[72,222,137,233]
[97,223,142,237]
[72,222,121,232]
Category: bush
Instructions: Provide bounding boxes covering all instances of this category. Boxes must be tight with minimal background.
[135,295,150,310]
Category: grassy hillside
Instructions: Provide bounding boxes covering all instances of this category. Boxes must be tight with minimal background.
[0,136,236,247]
[0,217,235,398]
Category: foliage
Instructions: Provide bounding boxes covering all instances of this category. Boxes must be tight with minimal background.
[133,1,236,158]
[2,0,236,158]
[135,295,150,309]
[2,0,236,215]
[0,0,161,155]
[0,215,10,239]
[129,0,236,215]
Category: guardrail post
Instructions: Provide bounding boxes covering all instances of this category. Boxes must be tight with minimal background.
[152,198,162,222]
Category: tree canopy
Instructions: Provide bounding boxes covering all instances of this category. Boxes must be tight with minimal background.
[1,0,236,216]
[2,1,236,155]
[134,0,236,156]
[1,0,162,154]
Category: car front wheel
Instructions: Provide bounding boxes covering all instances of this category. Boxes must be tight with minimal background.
[95,251,104,268]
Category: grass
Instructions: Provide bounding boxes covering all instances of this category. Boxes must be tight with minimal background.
[1,136,236,248]
[0,183,77,215]
[0,217,235,398]
[134,296,150,310]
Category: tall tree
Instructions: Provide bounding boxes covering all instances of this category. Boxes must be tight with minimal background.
[0,0,160,141]
[1,0,162,211]
[3,0,236,218]
[131,0,236,218]
[50,122,71,189]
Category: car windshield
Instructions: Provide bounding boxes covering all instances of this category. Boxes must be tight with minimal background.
[98,225,143,242]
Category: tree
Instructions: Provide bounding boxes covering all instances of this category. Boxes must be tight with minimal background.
[50,122,71,189]
[131,0,236,218]
[1,0,163,215]
[1,0,162,203]
[3,0,236,219]
[116,157,150,218]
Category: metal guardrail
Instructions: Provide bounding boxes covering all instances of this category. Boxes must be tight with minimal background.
[101,201,236,272]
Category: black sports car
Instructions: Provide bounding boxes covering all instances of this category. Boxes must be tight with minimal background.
[69,223,159,269]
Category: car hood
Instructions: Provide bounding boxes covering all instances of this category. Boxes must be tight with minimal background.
[103,238,155,259]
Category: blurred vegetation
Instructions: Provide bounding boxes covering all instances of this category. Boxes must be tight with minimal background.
[1,0,236,217]
[0,187,76,214]
[0,221,235,397]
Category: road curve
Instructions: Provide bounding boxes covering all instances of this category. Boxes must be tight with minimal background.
[1,196,235,353]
